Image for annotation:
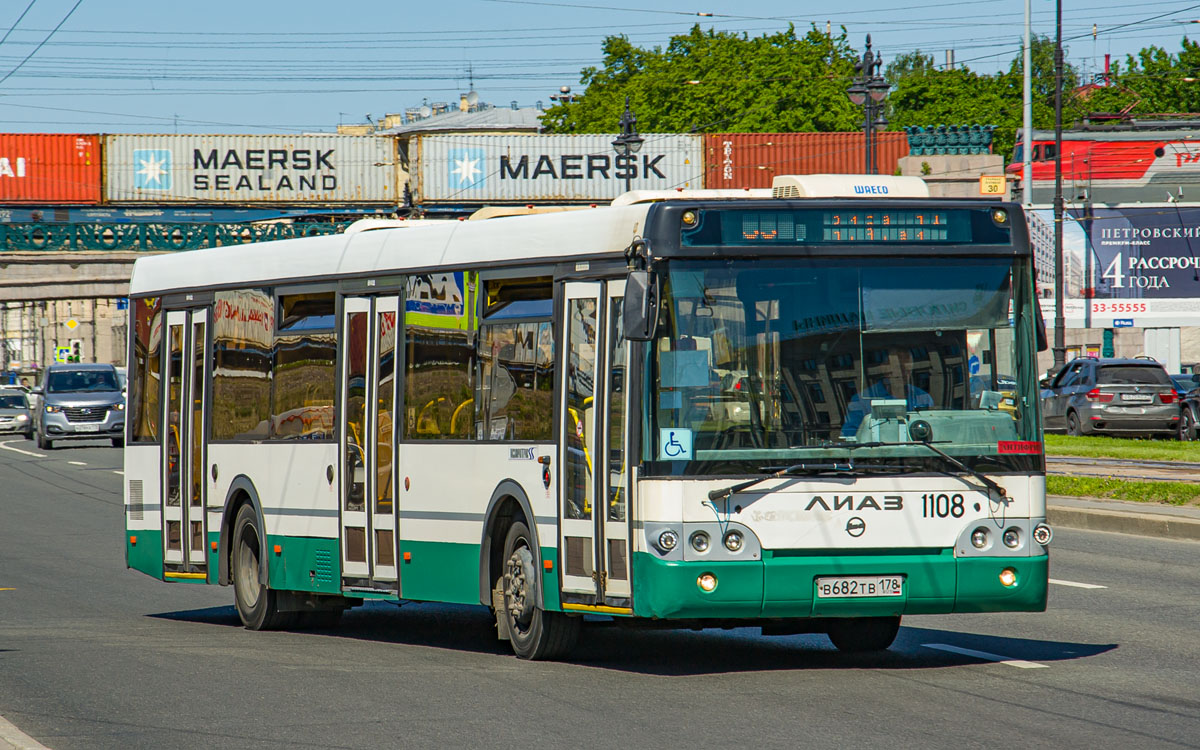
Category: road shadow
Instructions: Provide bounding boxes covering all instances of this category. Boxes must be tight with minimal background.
[149,602,1117,675]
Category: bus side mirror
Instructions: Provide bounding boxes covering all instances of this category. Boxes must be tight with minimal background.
[624,270,659,342]
[1035,300,1048,352]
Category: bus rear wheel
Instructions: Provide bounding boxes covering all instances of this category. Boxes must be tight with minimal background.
[232,504,292,630]
[501,521,579,660]
[827,616,901,653]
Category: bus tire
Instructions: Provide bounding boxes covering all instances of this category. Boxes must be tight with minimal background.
[827,616,901,653]
[501,520,579,660]
[231,503,292,631]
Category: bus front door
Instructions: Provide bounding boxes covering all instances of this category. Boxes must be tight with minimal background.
[161,308,209,578]
[339,296,400,592]
[558,281,631,610]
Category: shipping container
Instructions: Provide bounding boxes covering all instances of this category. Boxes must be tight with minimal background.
[704,132,909,189]
[413,133,704,204]
[0,134,101,204]
[104,134,398,204]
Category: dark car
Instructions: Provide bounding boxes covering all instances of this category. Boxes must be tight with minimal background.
[1041,357,1180,437]
[1171,373,1200,398]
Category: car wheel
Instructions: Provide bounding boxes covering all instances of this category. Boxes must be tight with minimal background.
[1180,409,1196,441]
[111,438,124,448]
[1066,411,1083,437]
[827,616,902,652]
[36,431,52,450]
[23,429,32,441]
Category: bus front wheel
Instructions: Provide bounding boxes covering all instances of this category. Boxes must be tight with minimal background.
[827,616,901,653]
[501,521,579,660]
[232,503,292,631]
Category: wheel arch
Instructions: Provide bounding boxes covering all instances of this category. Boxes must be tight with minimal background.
[218,475,268,587]
[478,479,543,608]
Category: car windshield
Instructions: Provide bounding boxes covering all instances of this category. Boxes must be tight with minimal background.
[1098,365,1170,385]
[47,370,120,393]
[645,257,1041,475]
[0,394,27,408]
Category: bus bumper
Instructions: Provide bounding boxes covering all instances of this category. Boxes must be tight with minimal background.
[630,550,1048,620]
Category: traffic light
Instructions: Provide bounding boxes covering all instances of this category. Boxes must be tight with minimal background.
[69,338,83,363]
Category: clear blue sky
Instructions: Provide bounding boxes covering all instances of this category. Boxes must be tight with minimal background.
[0,0,1196,134]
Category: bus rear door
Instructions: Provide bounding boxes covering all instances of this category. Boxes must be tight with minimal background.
[339,296,400,593]
[161,308,209,579]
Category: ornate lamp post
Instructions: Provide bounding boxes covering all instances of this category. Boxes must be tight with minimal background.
[846,35,890,175]
[611,96,644,194]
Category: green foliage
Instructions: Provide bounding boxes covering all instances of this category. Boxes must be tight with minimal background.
[1044,433,1200,462]
[543,29,1200,156]
[885,50,935,86]
[541,25,862,134]
[1046,476,1200,506]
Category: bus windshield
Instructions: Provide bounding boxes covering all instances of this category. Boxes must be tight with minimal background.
[645,257,1040,474]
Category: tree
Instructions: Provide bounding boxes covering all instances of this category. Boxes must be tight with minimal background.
[884,50,935,87]
[540,25,863,134]
[887,35,1082,157]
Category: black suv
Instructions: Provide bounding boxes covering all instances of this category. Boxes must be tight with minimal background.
[1041,357,1180,437]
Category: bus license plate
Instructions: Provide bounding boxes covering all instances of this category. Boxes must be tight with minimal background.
[815,576,903,598]
[75,424,100,432]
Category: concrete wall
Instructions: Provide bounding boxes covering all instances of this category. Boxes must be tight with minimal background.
[898,154,1009,200]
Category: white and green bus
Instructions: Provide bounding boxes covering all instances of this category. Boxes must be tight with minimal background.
[123,174,1052,659]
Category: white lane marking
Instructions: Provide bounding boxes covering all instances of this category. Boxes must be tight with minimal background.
[922,643,1049,669]
[68,461,87,466]
[1050,578,1107,589]
[0,440,46,458]
[113,470,124,476]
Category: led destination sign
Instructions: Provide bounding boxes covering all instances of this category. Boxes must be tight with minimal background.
[680,207,1010,247]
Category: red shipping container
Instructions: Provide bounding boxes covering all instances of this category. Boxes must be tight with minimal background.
[0,133,101,204]
[704,132,910,189]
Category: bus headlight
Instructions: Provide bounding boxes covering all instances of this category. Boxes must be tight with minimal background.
[1002,528,1021,549]
[971,528,989,549]
[697,573,717,592]
[689,531,710,553]
[999,568,1018,587]
[1032,523,1053,546]
[723,530,744,552]
[656,529,679,553]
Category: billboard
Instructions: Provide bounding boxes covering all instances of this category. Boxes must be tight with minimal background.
[1029,203,1200,327]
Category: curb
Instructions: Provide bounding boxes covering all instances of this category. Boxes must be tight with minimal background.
[0,716,49,750]
[1048,503,1200,542]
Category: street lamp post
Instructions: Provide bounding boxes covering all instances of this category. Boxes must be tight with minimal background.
[846,35,889,175]
[1053,0,1066,370]
[612,96,644,194]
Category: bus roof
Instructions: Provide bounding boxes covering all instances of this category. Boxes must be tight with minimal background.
[128,203,654,295]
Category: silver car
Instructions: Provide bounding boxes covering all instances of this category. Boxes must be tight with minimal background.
[0,388,33,439]
[1041,357,1180,437]
[32,364,125,449]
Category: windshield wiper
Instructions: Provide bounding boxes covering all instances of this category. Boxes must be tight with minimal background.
[832,440,1008,499]
[707,461,855,502]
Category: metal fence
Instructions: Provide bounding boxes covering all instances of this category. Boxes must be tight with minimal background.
[0,221,355,252]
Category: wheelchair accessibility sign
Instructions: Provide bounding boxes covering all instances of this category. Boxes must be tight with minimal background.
[658,428,694,461]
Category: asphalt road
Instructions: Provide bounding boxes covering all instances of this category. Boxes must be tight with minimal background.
[1,439,1198,750]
